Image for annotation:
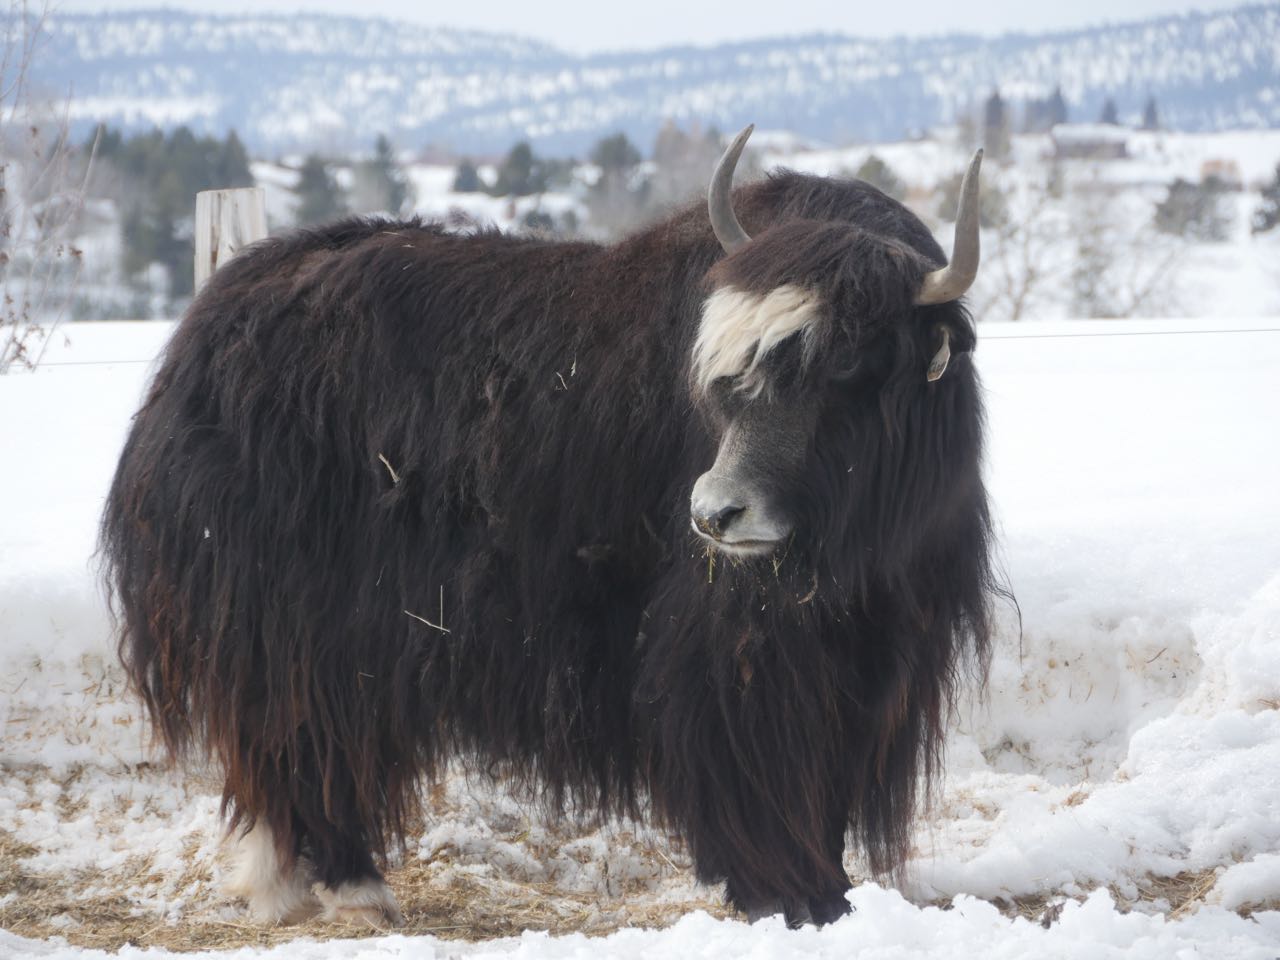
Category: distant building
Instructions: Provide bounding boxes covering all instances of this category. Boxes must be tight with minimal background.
[1199,159,1242,190]
[1050,123,1130,160]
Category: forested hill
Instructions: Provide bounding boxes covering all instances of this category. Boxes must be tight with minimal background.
[33,4,1280,153]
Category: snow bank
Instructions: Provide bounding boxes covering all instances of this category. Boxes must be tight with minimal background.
[3,888,1280,959]
[1,317,1279,956]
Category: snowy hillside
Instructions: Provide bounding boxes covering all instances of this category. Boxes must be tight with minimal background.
[32,4,1280,153]
[1,318,1278,957]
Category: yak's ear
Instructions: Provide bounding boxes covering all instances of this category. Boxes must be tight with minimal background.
[926,325,952,383]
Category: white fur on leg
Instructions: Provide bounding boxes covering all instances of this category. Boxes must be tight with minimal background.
[313,876,404,929]
[225,823,320,924]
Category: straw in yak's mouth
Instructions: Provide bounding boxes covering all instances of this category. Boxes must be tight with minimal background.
[690,519,784,557]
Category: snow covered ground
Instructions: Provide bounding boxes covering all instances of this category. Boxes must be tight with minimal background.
[1,317,1279,957]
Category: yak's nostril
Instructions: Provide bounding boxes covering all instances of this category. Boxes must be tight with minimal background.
[697,504,746,539]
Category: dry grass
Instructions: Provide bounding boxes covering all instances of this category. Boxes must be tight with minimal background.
[0,833,728,952]
[0,808,1239,954]
[0,845,730,950]
[0,773,729,952]
[0,758,1253,953]
[999,867,1224,929]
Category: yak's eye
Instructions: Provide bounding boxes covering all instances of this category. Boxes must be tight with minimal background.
[830,365,860,383]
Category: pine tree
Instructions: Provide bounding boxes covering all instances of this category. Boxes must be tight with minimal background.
[983,90,1010,158]
[1022,87,1067,134]
[352,134,410,214]
[854,155,905,201]
[1154,176,1233,241]
[490,142,546,197]
[1252,164,1280,234]
[1099,97,1120,125]
[1047,86,1068,127]
[452,159,483,193]
[108,127,259,300]
[218,130,254,187]
[936,167,1007,228]
[590,133,641,172]
[294,155,347,226]
[587,132,647,236]
[1141,97,1160,131]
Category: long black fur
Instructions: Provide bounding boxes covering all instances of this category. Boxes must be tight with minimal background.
[101,171,996,923]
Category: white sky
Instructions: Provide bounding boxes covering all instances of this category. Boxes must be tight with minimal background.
[61,0,1252,53]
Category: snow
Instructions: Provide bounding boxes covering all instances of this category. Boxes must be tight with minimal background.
[2,316,1279,956]
[4,888,1280,960]
[403,165,583,232]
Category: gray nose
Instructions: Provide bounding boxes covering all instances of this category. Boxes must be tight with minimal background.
[692,501,745,539]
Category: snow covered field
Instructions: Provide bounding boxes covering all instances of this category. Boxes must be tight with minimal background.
[1,317,1279,957]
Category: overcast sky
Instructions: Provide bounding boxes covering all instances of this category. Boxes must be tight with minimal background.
[62,0,1252,52]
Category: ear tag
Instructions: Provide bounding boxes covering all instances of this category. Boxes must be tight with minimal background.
[927,326,951,382]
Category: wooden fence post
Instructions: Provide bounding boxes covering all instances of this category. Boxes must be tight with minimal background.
[194,187,268,291]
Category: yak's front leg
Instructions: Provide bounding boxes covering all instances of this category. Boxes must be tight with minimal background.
[673,762,853,928]
[805,808,854,925]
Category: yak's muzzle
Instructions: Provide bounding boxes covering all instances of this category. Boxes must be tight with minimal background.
[690,472,790,557]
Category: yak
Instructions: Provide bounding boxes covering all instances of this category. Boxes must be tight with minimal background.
[101,126,996,929]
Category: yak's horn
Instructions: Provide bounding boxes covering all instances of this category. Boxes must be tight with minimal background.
[916,148,983,305]
[708,124,754,255]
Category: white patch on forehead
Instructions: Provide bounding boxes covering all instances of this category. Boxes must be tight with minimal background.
[693,284,821,395]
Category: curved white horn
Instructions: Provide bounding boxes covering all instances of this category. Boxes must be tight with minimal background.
[708,124,754,254]
[917,148,983,305]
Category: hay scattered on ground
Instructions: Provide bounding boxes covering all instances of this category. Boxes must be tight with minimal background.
[0,761,1248,952]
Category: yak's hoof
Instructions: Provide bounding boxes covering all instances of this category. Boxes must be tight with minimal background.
[745,900,784,924]
[226,824,320,924]
[808,890,853,925]
[313,877,404,929]
[745,898,814,928]
[745,892,850,928]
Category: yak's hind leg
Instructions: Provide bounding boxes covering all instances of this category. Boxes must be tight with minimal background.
[288,753,405,929]
[223,731,405,928]
[302,817,404,929]
[226,822,319,924]
[225,818,402,928]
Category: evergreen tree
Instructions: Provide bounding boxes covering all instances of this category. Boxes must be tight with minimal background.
[1154,176,1233,241]
[1047,86,1069,127]
[854,154,905,201]
[294,154,347,226]
[88,124,123,160]
[353,134,410,214]
[590,133,641,172]
[587,131,647,236]
[1141,97,1160,131]
[490,142,547,197]
[452,159,483,193]
[538,156,577,191]
[520,209,555,234]
[104,126,259,300]
[936,167,1007,228]
[983,90,1010,158]
[1251,163,1280,234]
[218,130,254,187]
[1099,97,1120,125]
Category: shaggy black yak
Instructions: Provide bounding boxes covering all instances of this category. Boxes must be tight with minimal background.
[102,126,996,928]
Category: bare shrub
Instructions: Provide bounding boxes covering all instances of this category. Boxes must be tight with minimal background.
[969,162,1185,322]
[1069,172,1185,318]
[0,1,95,372]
